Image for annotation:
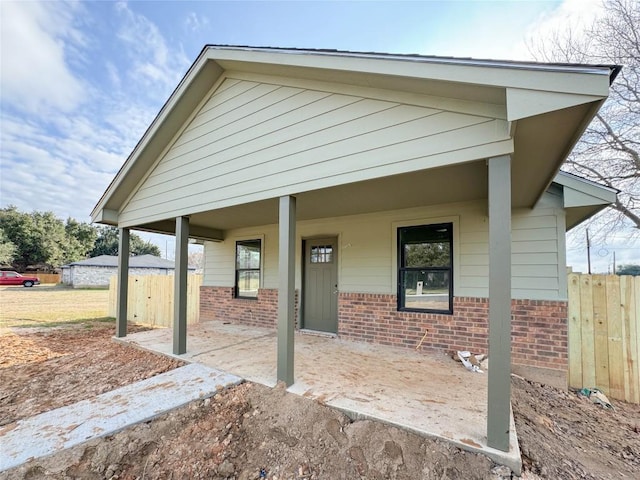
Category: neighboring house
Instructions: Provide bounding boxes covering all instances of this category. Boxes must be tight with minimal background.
[91,46,618,451]
[61,255,194,288]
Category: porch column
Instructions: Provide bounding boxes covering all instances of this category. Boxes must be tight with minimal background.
[173,216,189,355]
[116,227,130,338]
[487,155,512,451]
[277,195,296,386]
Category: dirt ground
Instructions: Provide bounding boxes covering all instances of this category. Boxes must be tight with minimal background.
[1,322,638,480]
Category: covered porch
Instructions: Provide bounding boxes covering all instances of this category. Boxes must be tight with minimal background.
[116,319,521,471]
[91,47,617,471]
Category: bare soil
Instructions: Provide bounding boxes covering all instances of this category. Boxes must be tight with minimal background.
[1,323,638,480]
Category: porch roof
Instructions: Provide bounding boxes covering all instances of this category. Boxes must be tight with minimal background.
[553,171,618,229]
[91,46,618,234]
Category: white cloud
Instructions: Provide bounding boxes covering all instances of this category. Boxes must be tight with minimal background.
[185,12,209,32]
[0,1,87,114]
[106,62,122,89]
[0,1,196,223]
[114,1,190,92]
[520,0,604,61]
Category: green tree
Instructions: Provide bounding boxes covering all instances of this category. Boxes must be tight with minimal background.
[63,218,97,263]
[0,206,65,269]
[0,229,17,265]
[0,206,101,269]
[405,243,451,268]
[90,226,161,257]
[616,264,640,276]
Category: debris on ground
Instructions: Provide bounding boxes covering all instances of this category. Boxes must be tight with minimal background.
[454,350,486,373]
[1,322,639,479]
[578,388,615,410]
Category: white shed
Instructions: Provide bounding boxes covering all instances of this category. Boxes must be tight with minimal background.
[61,255,193,288]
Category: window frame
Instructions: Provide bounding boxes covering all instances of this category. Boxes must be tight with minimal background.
[397,222,454,314]
[234,239,262,299]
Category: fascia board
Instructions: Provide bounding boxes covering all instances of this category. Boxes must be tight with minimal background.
[554,171,618,206]
[206,47,612,96]
[90,53,223,220]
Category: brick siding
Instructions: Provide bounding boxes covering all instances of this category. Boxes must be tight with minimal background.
[339,293,568,372]
[199,287,567,373]
[200,287,298,329]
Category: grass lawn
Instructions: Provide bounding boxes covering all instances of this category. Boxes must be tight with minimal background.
[0,285,111,328]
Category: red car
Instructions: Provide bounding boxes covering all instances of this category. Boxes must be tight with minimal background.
[0,271,40,287]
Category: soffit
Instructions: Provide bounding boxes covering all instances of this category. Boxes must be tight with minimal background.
[187,161,488,231]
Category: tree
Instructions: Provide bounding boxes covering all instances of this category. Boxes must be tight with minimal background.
[0,206,99,269]
[0,229,16,265]
[0,206,64,269]
[188,250,204,270]
[64,218,98,263]
[90,226,161,257]
[532,0,639,241]
[616,264,640,276]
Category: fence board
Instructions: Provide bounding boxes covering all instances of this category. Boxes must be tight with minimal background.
[567,273,582,389]
[606,275,624,400]
[30,273,61,284]
[620,276,637,403]
[592,275,610,392]
[108,275,202,327]
[579,274,596,388]
[568,274,639,404]
[632,278,640,403]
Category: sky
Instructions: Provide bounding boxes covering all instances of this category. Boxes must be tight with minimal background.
[0,0,637,271]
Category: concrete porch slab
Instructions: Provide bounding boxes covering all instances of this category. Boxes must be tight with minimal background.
[0,363,242,473]
[119,321,522,473]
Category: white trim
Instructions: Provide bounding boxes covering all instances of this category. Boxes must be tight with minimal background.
[556,210,568,301]
[208,45,613,77]
[553,171,617,205]
[118,74,231,218]
[207,47,612,95]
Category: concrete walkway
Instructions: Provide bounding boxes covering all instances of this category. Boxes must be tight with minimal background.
[0,363,242,472]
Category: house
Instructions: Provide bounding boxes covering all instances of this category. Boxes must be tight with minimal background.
[61,254,193,288]
[91,46,618,452]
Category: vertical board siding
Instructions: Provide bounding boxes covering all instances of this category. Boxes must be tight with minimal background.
[108,275,202,327]
[568,273,640,404]
[119,78,509,225]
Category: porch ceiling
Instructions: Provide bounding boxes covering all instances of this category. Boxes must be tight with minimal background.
[138,161,488,234]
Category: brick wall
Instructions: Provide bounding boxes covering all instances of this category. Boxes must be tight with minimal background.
[339,293,568,373]
[200,287,298,329]
[199,287,567,374]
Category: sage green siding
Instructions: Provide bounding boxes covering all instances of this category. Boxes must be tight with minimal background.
[119,76,510,227]
[204,194,568,301]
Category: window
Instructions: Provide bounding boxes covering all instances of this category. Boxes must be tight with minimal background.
[398,223,453,314]
[310,245,333,263]
[235,239,261,298]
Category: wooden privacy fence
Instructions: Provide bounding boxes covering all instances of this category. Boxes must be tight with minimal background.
[108,275,202,328]
[32,273,61,284]
[568,273,639,404]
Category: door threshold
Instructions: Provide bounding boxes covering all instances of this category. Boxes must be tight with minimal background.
[299,329,337,339]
